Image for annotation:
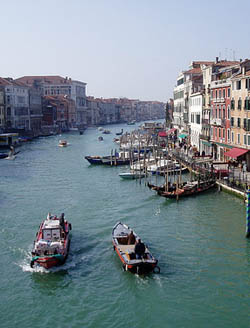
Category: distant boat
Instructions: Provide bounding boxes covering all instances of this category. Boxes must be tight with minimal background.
[58,140,68,147]
[98,127,103,131]
[119,172,145,179]
[127,120,136,125]
[116,129,123,136]
[102,129,111,134]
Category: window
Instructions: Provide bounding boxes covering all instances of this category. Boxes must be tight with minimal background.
[244,134,247,145]
[223,89,225,98]
[232,132,234,142]
[246,79,250,89]
[196,114,200,124]
[244,118,247,130]
[236,80,241,90]
[227,129,230,141]
[228,88,231,97]
[244,97,250,110]
[219,90,221,98]
[223,128,225,139]
[231,99,235,110]
[215,90,218,99]
[223,106,225,119]
[248,135,250,146]
[237,133,240,144]
[238,98,242,110]
[237,118,241,128]
[231,117,234,127]
[248,119,250,132]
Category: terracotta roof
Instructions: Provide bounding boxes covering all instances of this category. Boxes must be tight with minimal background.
[233,70,250,79]
[185,67,202,74]
[193,61,214,66]
[0,77,13,86]
[214,61,239,67]
[15,75,70,85]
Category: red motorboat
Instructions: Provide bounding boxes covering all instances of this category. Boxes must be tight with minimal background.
[31,213,72,269]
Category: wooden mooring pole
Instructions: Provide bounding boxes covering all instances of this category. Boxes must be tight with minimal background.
[246,188,250,238]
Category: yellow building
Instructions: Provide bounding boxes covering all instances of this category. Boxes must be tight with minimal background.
[230,59,250,168]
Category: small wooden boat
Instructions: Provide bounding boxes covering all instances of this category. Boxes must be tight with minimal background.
[119,172,145,179]
[58,140,68,147]
[102,129,111,134]
[112,222,160,274]
[85,153,131,166]
[30,213,72,269]
[157,179,216,199]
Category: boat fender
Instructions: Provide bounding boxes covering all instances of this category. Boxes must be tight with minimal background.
[125,265,128,271]
[153,266,160,274]
[122,264,126,271]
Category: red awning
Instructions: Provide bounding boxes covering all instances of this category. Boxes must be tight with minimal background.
[166,128,177,135]
[158,131,167,137]
[224,147,249,159]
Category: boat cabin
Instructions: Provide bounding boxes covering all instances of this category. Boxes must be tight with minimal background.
[0,133,19,149]
[42,219,64,241]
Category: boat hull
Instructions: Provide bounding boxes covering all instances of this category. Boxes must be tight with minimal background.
[31,254,66,269]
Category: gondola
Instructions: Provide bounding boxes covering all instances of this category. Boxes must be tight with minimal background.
[112,222,160,275]
[157,179,216,199]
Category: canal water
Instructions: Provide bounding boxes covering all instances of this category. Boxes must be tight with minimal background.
[1,123,250,328]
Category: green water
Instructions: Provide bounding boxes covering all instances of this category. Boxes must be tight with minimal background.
[1,123,250,328]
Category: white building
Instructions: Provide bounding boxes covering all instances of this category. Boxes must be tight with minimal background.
[189,92,203,151]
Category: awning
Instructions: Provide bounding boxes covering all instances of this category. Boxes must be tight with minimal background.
[158,131,167,137]
[178,133,187,139]
[166,128,177,135]
[213,142,233,149]
[201,140,212,147]
[224,147,249,159]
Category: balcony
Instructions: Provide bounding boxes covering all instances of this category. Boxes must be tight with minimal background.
[211,118,221,126]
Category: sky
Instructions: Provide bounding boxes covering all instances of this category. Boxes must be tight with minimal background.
[1,0,250,102]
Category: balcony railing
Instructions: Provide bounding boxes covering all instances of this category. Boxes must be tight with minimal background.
[200,134,210,141]
[211,118,221,125]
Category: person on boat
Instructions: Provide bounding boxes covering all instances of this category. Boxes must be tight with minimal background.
[134,239,146,259]
[59,213,66,232]
[127,231,136,245]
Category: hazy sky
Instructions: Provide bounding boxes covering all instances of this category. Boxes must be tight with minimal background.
[1,0,250,102]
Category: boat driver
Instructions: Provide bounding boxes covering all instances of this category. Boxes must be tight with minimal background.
[134,239,146,259]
